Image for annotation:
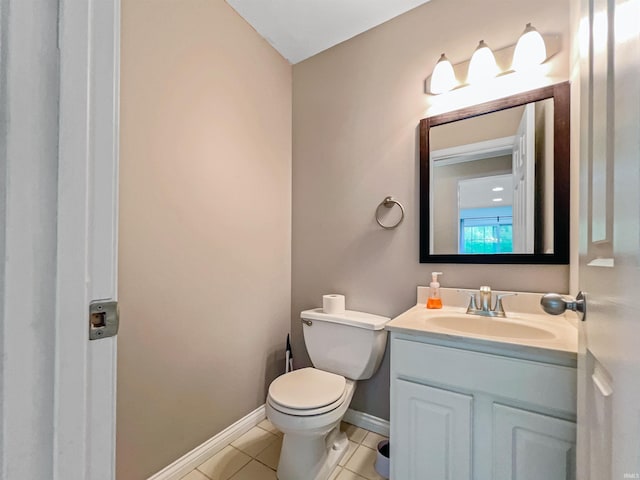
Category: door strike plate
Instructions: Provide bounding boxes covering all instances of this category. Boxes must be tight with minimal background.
[89,300,119,340]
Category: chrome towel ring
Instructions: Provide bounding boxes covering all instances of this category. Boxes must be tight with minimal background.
[375,196,405,230]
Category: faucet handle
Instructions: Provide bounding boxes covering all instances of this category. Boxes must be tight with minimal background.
[458,291,478,313]
[494,293,518,315]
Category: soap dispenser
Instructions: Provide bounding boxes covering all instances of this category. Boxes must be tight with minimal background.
[426,272,443,309]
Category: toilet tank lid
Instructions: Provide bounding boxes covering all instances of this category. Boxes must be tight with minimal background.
[301,308,390,331]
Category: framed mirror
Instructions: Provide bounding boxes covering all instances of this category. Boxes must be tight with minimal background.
[419,82,570,264]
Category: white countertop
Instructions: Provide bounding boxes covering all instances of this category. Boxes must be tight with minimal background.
[386,287,578,363]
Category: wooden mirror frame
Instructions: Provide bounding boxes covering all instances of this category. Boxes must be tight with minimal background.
[419,82,570,264]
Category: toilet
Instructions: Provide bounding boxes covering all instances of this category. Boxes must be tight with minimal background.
[266,307,390,480]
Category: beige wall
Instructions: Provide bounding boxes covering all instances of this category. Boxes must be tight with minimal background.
[292,0,570,420]
[117,1,292,478]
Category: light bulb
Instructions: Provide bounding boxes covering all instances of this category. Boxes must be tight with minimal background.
[467,40,499,84]
[430,53,457,94]
[512,23,547,71]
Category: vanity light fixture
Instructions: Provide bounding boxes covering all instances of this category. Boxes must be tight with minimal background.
[512,23,547,71]
[430,54,457,94]
[425,23,558,96]
[467,40,499,84]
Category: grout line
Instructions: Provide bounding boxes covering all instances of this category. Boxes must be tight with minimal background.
[342,467,369,479]
[194,467,213,480]
[194,445,253,479]
[195,463,214,480]
[252,457,276,471]
[190,423,380,479]
[240,427,279,472]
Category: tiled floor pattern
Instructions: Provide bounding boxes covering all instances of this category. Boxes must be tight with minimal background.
[180,420,387,480]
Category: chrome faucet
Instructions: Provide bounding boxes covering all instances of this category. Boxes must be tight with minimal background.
[465,286,516,318]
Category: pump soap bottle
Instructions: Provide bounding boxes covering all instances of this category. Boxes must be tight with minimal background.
[426,272,443,309]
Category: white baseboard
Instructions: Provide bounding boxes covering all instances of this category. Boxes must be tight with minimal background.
[147,405,266,480]
[147,405,389,480]
[343,408,390,437]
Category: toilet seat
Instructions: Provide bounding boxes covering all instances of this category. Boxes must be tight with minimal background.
[268,368,347,416]
[269,388,348,416]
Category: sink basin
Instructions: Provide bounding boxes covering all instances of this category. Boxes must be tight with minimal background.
[428,315,556,340]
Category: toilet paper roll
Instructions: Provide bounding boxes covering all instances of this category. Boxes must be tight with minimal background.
[323,294,346,314]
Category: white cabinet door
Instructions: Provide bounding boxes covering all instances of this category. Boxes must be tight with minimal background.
[392,380,472,480]
[493,404,576,480]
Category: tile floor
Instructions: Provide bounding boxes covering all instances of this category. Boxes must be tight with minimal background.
[180,420,388,480]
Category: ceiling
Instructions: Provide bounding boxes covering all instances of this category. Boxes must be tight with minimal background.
[459,174,514,210]
[226,0,432,64]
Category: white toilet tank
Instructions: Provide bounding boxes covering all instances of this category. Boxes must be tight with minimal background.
[301,308,390,380]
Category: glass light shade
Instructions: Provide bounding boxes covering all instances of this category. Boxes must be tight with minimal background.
[430,54,457,94]
[467,40,499,84]
[512,23,547,71]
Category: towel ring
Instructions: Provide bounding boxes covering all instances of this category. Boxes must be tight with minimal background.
[376,196,405,230]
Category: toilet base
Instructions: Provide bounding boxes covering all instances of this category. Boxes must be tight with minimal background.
[276,426,349,480]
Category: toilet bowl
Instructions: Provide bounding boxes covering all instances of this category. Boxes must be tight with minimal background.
[266,308,390,480]
[267,368,356,480]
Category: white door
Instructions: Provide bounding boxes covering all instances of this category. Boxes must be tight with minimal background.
[576,0,640,478]
[512,104,536,253]
[1,0,120,479]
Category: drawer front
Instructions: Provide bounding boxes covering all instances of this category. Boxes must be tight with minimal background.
[392,337,576,415]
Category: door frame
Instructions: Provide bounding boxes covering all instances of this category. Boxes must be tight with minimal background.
[55,1,120,478]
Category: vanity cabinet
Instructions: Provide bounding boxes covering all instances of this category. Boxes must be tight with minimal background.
[390,334,577,480]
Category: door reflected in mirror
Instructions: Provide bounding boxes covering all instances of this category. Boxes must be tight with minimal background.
[419,83,570,264]
[430,99,554,255]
